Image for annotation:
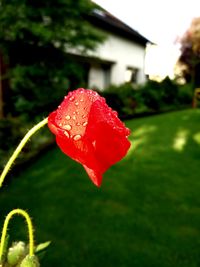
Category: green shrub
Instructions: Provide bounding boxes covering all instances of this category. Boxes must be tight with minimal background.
[139,78,194,111]
[139,80,163,111]
[159,77,179,106]
[0,118,23,151]
[177,83,193,106]
[101,78,194,118]
[0,118,24,167]
[100,83,139,117]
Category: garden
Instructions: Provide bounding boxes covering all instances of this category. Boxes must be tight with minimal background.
[0,108,200,267]
[1,1,200,266]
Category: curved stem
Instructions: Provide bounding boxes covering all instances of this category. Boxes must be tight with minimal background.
[0,117,48,188]
[0,209,35,261]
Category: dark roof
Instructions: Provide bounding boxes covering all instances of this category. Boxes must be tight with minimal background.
[88,8,149,46]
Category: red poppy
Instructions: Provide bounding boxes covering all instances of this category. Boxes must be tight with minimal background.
[48,88,131,187]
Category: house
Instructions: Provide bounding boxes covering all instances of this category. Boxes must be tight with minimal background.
[74,8,149,90]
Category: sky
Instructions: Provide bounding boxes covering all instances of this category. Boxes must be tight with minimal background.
[92,0,200,78]
[93,0,200,45]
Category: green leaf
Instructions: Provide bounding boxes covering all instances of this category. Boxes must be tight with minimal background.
[35,241,51,253]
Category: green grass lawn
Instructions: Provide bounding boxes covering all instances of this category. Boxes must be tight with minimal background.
[0,109,200,267]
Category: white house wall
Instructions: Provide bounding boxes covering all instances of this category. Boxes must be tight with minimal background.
[88,30,146,88]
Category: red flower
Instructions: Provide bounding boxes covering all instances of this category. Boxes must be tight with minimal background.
[48,88,131,187]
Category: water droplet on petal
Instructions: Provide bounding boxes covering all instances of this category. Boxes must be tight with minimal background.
[69,96,75,101]
[82,121,88,127]
[92,140,96,147]
[63,124,72,131]
[80,98,84,102]
[64,131,70,138]
[72,115,76,120]
[75,101,79,106]
[73,134,81,141]
[82,114,86,118]
[65,115,71,120]
[76,122,81,126]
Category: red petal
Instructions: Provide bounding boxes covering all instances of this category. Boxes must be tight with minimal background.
[85,99,131,172]
[83,165,102,187]
[48,88,131,186]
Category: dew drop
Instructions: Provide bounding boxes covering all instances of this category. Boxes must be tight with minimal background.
[82,121,88,127]
[63,124,72,131]
[72,115,76,120]
[65,115,71,120]
[92,140,96,147]
[75,101,79,106]
[73,134,81,141]
[80,98,84,102]
[69,96,75,101]
[82,114,86,118]
[64,131,70,138]
[76,122,81,126]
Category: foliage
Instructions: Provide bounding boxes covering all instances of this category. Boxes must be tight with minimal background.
[178,17,200,87]
[140,78,182,111]
[100,83,140,117]
[0,109,200,267]
[139,80,164,111]
[0,0,105,118]
[177,82,194,105]
[101,78,193,118]
[0,78,194,169]
[0,118,23,151]
[0,117,53,170]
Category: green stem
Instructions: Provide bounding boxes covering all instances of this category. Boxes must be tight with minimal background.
[0,117,48,188]
[0,209,35,261]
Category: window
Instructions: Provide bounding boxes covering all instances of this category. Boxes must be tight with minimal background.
[125,67,138,84]
[103,65,111,89]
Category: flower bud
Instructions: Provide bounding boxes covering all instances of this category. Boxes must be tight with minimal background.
[20,255,40,267]
[7,241,26,266]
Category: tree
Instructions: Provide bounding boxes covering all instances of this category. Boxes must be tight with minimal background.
[178,17,200,89]
[0,0,105,118]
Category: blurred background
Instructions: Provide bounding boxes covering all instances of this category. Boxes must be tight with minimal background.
[0,0,200,266]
